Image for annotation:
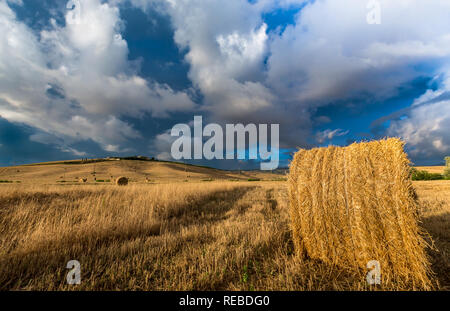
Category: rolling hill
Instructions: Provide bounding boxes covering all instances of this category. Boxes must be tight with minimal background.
[0,158,286,184]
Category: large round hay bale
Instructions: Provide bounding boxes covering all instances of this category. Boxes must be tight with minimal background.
[79,178,87,183]
[288,138,432,289]
[116,176,129,186]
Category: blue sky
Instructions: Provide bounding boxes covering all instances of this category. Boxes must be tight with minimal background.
[0,0,449,168]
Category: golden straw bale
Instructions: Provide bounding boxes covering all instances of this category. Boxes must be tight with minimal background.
[116,176,129,186]
[288,138,433,289]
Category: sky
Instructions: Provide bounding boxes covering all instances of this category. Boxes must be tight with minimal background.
[0,0,449,168]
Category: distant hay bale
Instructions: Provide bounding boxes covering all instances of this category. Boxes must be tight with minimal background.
[79,178,87,183]
[288,138,433,289]
[116,176,129,186]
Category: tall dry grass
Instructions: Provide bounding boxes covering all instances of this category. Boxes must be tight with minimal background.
[414,180,450,290]
[288,138,434,290]
[0,178,447,290]
[0,182,253,289]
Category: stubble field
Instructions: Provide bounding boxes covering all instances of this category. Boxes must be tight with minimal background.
[0,178,448,291]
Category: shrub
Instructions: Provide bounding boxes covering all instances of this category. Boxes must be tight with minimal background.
[444,157,450,179]
[444,168,450,180]
[410,168,443,180]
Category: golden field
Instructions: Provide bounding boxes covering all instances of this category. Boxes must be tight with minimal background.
[0,159,283,184]
[415,166,446,174]
[0,160,448,290]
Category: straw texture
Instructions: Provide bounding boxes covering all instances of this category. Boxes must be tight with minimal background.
[288,138,433,289]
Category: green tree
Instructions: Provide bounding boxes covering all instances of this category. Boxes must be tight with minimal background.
[444,156,450,179]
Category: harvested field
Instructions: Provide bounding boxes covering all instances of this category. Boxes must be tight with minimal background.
[0,177,448,290]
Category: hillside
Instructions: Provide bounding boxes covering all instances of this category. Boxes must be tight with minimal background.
[0,159,285,184]
[0,158,445,185]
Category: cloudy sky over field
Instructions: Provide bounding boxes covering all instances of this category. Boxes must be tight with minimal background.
[0,0,449,167]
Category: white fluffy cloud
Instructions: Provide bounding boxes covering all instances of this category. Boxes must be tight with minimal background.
[2,0,450,161]
[316,129,349,144]
[388,100,450,162]
[152,130,175,160]
[164,0,273,119]
[387,72,450,163]
[267,0,450,104]
[145,0,450,154]
[0,0,195,153]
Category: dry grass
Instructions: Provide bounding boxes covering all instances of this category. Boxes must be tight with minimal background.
[288,139,434,290]
[415,166,446,174]
[414,180,450,290]
[0,179,448,290]
[0,182,282,290]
